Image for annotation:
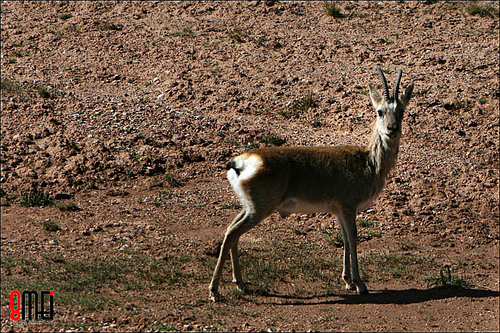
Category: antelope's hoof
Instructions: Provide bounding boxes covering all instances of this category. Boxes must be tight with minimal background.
[345,283,356,291]
[356,283,369,294]
[235,281,249,293]
[209,290,219,302]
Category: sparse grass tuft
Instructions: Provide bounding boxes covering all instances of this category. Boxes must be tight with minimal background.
[228,29,248,43]
[152,324,177,332]
[165,173,184,187]
[323,229,344,248]
[1,78,22,94]
[424,266,473,289]
[325,3,344,18]
[362,252,434,282]
[466,3,498,18]
[226,287,246,299]
[300,93,318,111]
[358,219,373,227]
[10,50,26,57]
[398,241,418,251]
[241,258,284,295]
[37,85,54,98]
[97,21,123,31]
[56,201,81,211]
[1,251,190,312]
[172,27,196,38]
[280,93,318,118]
[258,132,286,146]
[277,109,296,118]
[42,219,61,232]
[234,241,344,297]
[20,191,54,207]
[1,79,61,99]
[222,202,243,210]
[59,13,73,20]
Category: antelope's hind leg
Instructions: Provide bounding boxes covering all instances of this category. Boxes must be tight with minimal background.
[209,210,260,302]
[229,211,246,291]
[230,236,245,291]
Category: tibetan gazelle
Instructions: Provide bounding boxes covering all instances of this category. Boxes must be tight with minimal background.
[209,69,414,302]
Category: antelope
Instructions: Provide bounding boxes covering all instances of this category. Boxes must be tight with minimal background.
[209,69,414,302]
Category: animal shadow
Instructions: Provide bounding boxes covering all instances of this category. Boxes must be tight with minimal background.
[263,286,500,306]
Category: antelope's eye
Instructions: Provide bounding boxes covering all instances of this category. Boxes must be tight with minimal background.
[377,109,384,117]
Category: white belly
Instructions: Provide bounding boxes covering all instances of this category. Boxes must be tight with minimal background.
[277,198,332,217]
[277,195,375,218]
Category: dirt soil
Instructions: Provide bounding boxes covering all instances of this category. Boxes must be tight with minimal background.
[1,1,499,332]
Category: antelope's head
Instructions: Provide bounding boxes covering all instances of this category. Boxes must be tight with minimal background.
[369,69,413,141]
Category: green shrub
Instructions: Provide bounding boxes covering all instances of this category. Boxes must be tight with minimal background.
[424,267,473,288]
[467,3,498,18]
[42,219,61,232]
[20,191,54,207]
[259,132,286,146]
[325,3,344,18]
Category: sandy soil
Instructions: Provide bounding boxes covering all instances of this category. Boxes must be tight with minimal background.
[1,1,499,332]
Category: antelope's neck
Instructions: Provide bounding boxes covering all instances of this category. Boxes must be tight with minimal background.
[367,129,400,180]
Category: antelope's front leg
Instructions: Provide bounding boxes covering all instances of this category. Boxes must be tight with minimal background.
[345,222,368,294]
[342,236,355,291]
[338,212,368,294]
[338,222,355,291]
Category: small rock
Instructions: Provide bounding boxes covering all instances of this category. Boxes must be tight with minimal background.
[92,225,103,233]
[54,193,72,200]
[106,189,130,197]
[49,118,62,126]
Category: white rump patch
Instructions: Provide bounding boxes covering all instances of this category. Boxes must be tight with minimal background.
[230,153,264,182]
[227,153,264,211]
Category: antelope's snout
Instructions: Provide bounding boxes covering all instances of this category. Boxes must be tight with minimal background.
[386,120,400,138]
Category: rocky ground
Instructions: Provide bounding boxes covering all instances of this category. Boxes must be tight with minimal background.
[1,1,499,332]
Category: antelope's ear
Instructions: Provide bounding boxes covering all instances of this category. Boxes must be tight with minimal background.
[400,84,414,107]
[369,85,383,109]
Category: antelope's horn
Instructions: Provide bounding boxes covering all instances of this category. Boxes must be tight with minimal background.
[377,68,390,101]
[394,69,403,100]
